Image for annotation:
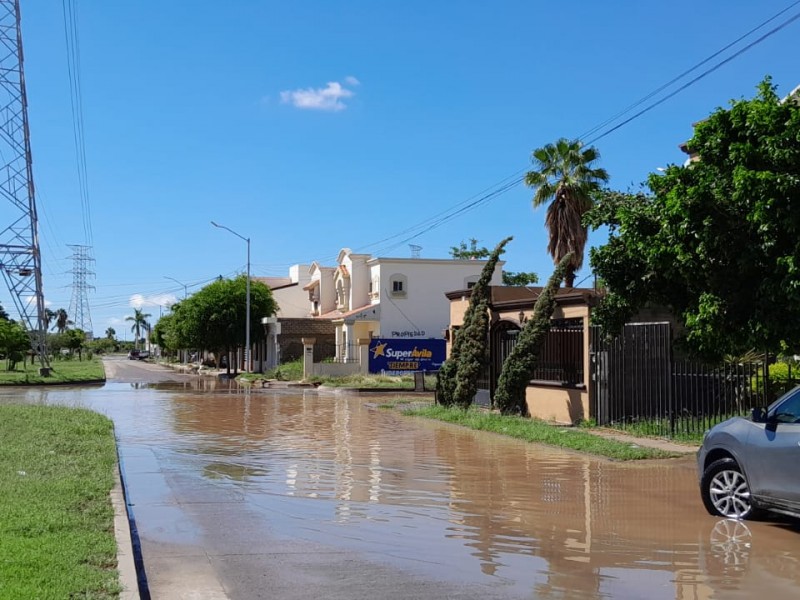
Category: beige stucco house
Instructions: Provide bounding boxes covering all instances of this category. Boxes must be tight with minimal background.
[446,285,600,424]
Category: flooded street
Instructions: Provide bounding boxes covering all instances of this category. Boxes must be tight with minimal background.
[2,358,799,599]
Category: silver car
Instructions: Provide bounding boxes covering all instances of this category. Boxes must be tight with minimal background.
[697,386,800,520]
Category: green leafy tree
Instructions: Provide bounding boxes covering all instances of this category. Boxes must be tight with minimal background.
[450,238,490,260]
[126,309,151,350]
[170,275,276,374]
[437,237,511,407]
[151,313,180,358]
[86,336,117,355]
[587,78,800,360]
[105,327,116,340]
[494,254,573,415]
[525,138,608,287]
[451,239,538,286]
[0,319,30,370]
[502,271,539,286]
[63,329,87,360]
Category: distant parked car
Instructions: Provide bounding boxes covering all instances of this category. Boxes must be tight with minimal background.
[698,386,800,520]
[127,350,150,361]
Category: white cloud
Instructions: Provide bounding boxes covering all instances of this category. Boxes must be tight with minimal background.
[129,293,177,309]
[280,79,358,112]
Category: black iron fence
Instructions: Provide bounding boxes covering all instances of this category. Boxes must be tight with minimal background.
[590,323,800,438]
[530,318,584,385]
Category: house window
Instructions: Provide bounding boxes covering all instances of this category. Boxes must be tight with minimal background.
[389,274,407,297]
[464,275,479,289]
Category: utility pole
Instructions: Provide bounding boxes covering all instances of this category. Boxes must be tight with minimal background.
[0,1,50,373]
[211,221,251,373]
[67,244,95,338]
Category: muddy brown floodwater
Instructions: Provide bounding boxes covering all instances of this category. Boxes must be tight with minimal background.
[2,358,799,599]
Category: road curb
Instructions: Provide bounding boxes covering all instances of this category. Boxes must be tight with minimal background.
[112,461,141,600]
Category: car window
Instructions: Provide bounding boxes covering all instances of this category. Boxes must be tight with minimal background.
[768,387,800,423]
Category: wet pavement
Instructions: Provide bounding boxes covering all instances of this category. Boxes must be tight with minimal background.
[2,357,799,599]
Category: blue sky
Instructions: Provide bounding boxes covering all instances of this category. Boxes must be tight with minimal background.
[12,1,800,337]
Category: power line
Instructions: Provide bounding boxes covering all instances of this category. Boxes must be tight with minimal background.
[585,9,800,145]
[264,2,800,272]
[61,0,93,246]
[577,0,800,141]
[344,2,800,258]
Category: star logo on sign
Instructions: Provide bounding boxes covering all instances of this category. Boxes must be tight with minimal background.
[371,342,387,358]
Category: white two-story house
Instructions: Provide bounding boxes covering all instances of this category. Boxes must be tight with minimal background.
[305,248,503,360]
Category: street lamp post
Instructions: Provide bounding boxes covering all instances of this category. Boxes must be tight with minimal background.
[211,221,251,373]
[165,276,188,300]
[165,275,189,364]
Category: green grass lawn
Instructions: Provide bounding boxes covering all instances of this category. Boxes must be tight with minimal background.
[605,415,735,444]
[403,404,680,460]
[0,405,121,599]
[0,356,105,385]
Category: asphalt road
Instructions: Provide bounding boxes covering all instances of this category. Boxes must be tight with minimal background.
[57,358,798,599]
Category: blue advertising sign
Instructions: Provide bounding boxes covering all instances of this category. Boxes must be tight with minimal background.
[368,338,446,374]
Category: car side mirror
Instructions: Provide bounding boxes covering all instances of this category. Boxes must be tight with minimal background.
[751,407,768,423]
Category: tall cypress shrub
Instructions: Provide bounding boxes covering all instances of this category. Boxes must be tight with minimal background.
[437,236,512,406]
[494,253,572,415]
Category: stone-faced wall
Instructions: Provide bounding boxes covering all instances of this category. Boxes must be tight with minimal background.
[279,318,336,363]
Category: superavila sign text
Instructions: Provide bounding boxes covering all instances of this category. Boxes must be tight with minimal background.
[368,338,445,374]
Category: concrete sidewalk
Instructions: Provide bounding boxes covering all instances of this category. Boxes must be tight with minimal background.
[588,427,699,455]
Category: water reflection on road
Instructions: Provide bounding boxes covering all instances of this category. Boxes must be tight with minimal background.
[2,381,799,599]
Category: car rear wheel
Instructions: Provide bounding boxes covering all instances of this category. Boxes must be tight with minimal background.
[701,458,756,519]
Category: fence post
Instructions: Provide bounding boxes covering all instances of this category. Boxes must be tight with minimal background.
[667,324,675,438]
[763,351,770,404]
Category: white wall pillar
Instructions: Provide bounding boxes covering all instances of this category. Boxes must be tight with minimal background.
[357,338,370,375]
[302,337,316,379]
[344,320,355,361]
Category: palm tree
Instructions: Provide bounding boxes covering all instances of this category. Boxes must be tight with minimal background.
[524,138,609,287]
[105,327,116,340]
[52,308,72,333]
[126,309,151,350]
[44,308,55,329]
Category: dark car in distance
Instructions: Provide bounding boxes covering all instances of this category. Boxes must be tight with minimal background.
[127,349,150,360]
[697,386,800,520]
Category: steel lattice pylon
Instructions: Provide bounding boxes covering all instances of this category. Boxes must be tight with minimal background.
[0,0,49,369]
[68,244,94,337]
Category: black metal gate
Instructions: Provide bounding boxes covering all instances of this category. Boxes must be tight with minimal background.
[475,320,520,407]
[590,323,774,437]
[590,323,672,431]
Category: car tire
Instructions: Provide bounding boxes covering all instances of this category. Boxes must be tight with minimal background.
[701,458,759,520]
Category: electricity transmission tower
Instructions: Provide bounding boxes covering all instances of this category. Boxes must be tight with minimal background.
[67,244,94,337]
[0,0,49,371]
